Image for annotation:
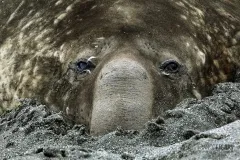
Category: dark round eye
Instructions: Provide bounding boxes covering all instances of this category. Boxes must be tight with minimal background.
[160,60,181,73]
[76,61,89,71]
[76,59,96,73]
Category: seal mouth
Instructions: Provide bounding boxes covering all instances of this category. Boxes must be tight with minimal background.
[90,57,153,135]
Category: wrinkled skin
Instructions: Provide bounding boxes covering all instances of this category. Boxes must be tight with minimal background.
[0,0,240,135]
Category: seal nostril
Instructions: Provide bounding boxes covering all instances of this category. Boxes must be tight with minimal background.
[100,73,103,80]
[143,73,148,79]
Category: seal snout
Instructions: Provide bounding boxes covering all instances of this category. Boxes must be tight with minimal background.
[90,57,153,135]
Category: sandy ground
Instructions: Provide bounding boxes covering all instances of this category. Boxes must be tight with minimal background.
[0,82,240,160]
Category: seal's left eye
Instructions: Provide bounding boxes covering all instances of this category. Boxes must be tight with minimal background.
[160,59,181,73]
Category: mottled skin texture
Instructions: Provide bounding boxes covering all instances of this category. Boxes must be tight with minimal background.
[0,0,240,134]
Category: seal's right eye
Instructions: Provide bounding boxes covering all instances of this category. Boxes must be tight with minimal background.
[75,57,96,74]
[77,61,88,71]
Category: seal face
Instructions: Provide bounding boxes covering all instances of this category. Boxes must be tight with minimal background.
[0,0,240,134]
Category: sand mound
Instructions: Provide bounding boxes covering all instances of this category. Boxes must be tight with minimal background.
[1,82,240,160]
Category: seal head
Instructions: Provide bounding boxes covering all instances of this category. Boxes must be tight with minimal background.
[0,0,239,135]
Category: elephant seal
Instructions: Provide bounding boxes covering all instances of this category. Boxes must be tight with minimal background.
[0,0,240,135]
